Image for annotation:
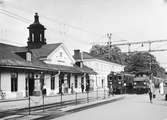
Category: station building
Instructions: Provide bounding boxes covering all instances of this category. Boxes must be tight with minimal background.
[0,13,96,99]
[73,50,124,90]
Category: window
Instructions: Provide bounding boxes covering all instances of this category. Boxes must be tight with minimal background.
[40,34,42,41]
[11,72,18,92]
[26,52,32,62]
[51,74,55,90]
[67,74,71,88]
[102,79,104,88]
[32,33,34,42]
[75,75,78,88]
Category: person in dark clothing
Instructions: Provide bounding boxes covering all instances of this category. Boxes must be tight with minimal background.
[108,85,113,96]
[42,85,47,96]
[71,83,74,94]
[81,83,84,93]
[85,82,89,93]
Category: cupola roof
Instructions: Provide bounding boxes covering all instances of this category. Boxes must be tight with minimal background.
[28,13,46,29]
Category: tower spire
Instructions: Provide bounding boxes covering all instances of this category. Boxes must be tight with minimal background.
[34,13,39,23]
[27,13,46,49]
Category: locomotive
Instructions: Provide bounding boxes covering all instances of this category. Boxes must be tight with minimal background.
[107,72,152,94]
[133,76,149,94]
[107,72,134,94]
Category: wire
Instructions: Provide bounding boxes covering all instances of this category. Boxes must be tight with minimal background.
[2,3,99,37]
[0,8,31,22]
[0,11,30,23]
[0,7,98,45]
[0,5,127,48]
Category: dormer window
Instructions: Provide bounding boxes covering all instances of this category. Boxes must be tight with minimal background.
[26,51,32,62]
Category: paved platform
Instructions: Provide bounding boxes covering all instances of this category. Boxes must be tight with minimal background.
[0,90,106,112]
[0,93,125,120]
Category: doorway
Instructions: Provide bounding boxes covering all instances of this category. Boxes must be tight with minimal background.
[29,78,34,96]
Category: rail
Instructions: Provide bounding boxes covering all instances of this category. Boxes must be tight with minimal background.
[0,88,115,115]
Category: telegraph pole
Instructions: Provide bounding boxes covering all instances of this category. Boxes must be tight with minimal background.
[107,33,112,60]
[148,42,152,80]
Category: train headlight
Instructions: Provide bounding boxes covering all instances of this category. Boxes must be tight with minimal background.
[134,82,136,85]
[144,82,146,85]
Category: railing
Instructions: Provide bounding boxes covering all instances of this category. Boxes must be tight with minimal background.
[0,88,115,115]
[27,88,111,114]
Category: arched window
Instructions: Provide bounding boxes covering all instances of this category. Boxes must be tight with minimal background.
[40,34,42,41]
[32,33,34,42]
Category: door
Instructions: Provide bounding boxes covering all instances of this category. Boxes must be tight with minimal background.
[29,78,34,96]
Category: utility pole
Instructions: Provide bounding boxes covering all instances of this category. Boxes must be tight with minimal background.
[148,42,152,80]
[107,33,112,60]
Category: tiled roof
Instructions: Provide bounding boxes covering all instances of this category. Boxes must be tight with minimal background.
[47,64,81,74]
[82,52,94,59]
[74,65,97,75]
[30,43,62,58]
[47,64,96,74]
[0,43,53,71]
[0,43,96,74]
[83,52,119,64]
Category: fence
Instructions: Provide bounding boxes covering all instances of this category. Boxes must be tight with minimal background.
[0,88,113,115]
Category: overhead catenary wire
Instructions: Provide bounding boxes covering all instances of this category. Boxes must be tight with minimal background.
[0,10,30,23]
[2,3,127,45]
[1,3,99,38]
[0,7,95,45]
[1,4,128,47]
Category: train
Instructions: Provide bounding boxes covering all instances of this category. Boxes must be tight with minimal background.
[107,72,149,94]
[107,72,135,94]
[133,76,149,94]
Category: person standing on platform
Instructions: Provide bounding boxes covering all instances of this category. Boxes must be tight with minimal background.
[71,83,74,94]
[108,85,113,96]
[81,82,84,93]
[159,81,164,95]
[148,80,155,103]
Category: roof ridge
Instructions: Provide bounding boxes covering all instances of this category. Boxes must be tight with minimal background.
[82,51,123,65]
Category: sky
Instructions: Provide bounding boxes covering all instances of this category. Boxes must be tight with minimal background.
[1,0,167,69]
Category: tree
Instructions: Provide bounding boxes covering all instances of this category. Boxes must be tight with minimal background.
[124,52,165,78]
[89,44,165,78]
[89,44,128,64]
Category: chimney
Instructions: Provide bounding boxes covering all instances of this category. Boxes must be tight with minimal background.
[74,49,83,68]
[74,49,81,60]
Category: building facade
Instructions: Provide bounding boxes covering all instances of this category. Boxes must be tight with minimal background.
[0,13,95,99]
[74,50,124,90]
